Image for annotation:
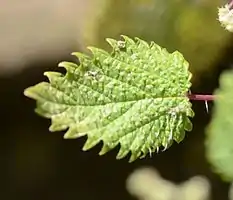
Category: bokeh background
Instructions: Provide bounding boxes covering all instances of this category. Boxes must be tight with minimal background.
[1,0,233,199]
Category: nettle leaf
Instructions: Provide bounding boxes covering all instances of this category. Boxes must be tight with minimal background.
[24,35,194,162]
[206,70,233,181]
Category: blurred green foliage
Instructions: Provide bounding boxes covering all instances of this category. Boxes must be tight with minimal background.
[206,69,233,181]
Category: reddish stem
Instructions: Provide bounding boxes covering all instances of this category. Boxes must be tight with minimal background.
[229,0,233,9]
[187,94,215,101]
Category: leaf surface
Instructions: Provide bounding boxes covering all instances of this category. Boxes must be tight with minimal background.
[24,36,193,162]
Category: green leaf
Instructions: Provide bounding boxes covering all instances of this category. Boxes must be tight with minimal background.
[24,35,194,162]
[206,70,233,181]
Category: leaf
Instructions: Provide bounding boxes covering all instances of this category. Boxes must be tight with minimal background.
[24,35,194,162]
[206,70,233,181]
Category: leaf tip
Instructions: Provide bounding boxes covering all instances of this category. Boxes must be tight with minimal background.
[23,85,38,100]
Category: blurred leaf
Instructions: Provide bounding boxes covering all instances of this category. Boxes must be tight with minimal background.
[24,36,194,162]
[206,70,233,181]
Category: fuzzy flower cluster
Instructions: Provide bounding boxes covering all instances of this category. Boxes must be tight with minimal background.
[218,3,233,32]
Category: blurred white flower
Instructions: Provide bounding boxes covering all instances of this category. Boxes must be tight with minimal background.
[218,2,233,32]
[126,167,211,200]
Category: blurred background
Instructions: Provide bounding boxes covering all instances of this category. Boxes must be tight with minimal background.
[1,0,233,199]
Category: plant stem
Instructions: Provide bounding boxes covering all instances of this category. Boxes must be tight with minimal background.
[187,94,215,101]
[229,0,233,9]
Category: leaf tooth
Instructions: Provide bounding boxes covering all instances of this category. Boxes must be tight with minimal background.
[82,136,100,151]
[58,61,78,72]
[64,126,86,139]
[182,102,194,117]
[72,52,90,60]
[129,151,142,163]
[23,82,47,101]
[134,37,149,48]
[139,143,155,159]
[44,71,62,78]
[99,144,110,156]
[87,46,108,57]
[120,35,135,45]
[161,139,172,151]
[174,129,185,143]
[49,121,68,132]
[139,148,148,159]
[149,41,162,51]
[116,146,130,160]
[99,142,118,156]
[44,72,63,84]
[184,117,193,131]
[106,38,118,49]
